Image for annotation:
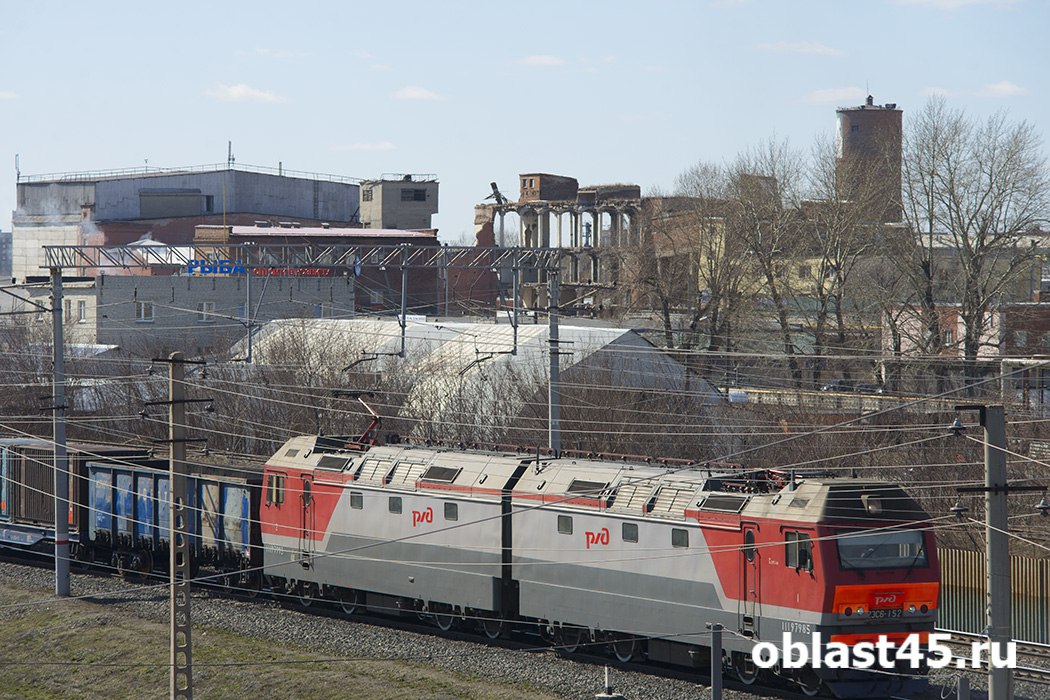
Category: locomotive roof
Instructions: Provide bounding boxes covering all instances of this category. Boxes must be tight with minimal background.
[266,436,930,525]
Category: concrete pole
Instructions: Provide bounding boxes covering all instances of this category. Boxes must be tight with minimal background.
[169,352,194,700]
[982,405,1012,700]
[511,258,519,355]
[548,268,560,455]
[50,267,70,598]
[244,269,253,364]
[399,246,408,358]
[710,623,723,700]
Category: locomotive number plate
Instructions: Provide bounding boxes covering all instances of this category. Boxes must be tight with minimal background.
[869,608,902,620]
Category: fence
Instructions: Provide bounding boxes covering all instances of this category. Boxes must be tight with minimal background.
[939,547,1050,643]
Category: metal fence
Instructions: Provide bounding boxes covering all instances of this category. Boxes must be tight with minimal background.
[939,547,1050,643]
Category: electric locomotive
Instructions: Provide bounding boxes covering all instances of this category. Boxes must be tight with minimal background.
[260,434,939,698]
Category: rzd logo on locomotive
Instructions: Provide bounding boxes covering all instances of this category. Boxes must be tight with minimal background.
[871,592,901,608]
[412,506,434,527]
[585,527,610,549]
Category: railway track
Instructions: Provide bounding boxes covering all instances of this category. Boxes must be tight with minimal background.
[941,629,1050,685]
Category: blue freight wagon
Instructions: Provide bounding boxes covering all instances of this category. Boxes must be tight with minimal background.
[86,460,261,588]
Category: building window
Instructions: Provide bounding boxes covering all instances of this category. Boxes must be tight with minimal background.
[204,195,214,213]
[388,496,402,514]
[350,492,363,509]
[671,528,689,548]
[943,329,955,345]
[622,522,638,543]
[135,301,154,323]
[369,290,383,305]
[401,188,426,202]
[362,187,373,202]
[851,124,860,133]
[64,299,71,318]
[1014,330,1028,348]
[557,514,573,535]
[197,301,215,322]
[786,531,814,571]
[77,300,87,323]
[444,502,458,521]
[528,178,535,188]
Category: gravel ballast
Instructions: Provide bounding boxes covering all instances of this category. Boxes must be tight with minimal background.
[1,560,1045,699]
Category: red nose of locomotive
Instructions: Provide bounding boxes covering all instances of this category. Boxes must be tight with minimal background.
[829,581,939,646]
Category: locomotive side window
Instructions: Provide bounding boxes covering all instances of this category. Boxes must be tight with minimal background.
[389,496,402,514]
[444,502,458,521]
[350,491,363,509]
[622,522,638,543]
[743,530,756,561]
[786,531,813,571]
[266,474,285,505]
[557,515,573,534]
[671,528,689,548]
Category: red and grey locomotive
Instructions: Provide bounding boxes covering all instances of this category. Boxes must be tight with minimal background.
[260,435,939,698]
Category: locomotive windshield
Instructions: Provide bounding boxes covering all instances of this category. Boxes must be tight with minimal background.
[837,529,926,570]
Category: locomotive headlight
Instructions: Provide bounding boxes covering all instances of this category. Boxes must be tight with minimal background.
[856,606,865,615]
[908,605,917,614]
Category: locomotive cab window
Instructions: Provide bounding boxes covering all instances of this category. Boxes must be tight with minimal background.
[444,502,458,521]
[786,531,813,571]
[557,514,573,535]
[266,474,286,505]
[837,529,926,570]
[622,522,638,543]
[350,491,363,510]
[389,496,402,514]
[671,528,689,548]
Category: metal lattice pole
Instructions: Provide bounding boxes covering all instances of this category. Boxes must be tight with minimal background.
[51,267,70,597]
[169,353,194,700]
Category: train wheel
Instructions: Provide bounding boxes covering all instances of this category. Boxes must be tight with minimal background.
[297,582,318,608]
[733,651,759,685]
[557,626,585,654]
[610,635,638,663]
[480,616,505,640]
[796,668,823,697]
[339,589,362,615]
[431,604,456,632]
[239,570,261,598]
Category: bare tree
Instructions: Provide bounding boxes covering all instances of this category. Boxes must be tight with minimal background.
[671,163,753,356]
[726,138,808,384]
[901,97,1050,385]
[804,136,893,384]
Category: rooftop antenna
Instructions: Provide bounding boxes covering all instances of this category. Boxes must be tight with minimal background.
[14,153,19,181]
[227,140,235,167]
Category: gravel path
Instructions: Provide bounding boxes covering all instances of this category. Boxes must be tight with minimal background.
[1,561,1045,700]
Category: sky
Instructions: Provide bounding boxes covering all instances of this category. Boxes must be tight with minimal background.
[1,0,1048,242]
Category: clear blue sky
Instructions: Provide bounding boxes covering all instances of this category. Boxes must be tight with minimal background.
[2,0,1047,241]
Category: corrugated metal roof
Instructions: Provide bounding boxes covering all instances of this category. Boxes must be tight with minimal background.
[241,318,721,436]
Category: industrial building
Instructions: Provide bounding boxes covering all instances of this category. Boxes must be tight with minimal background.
[11,164,439,283]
